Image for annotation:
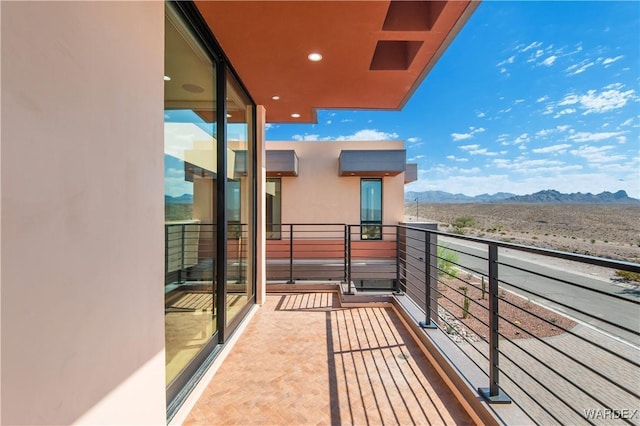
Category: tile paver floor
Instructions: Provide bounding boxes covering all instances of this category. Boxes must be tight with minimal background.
[184,292,475,425]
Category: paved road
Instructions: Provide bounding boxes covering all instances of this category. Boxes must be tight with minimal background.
[440,237,640,346]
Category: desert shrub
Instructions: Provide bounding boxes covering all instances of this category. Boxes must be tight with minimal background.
[437,246,459,278]
[453,216,476,228]
[615,269,640,283]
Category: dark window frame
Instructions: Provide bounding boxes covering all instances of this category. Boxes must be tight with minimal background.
[360,178,383,240]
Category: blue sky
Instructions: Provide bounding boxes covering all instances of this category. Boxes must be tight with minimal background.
[265,1,640,198]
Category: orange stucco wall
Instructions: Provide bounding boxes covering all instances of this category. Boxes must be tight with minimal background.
[266,140,406,227]
[1,2,166,424]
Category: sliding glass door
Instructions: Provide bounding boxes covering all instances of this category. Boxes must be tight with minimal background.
[163,1,255,407]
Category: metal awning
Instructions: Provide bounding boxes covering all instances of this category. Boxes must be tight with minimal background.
[339,149,406,177]
[405,163,418,183]
[266,150,299,177]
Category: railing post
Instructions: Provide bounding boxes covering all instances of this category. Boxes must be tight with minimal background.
[420,229,436,329]
[180,223,186,283]
[343,224,348,283]
[394,226,403,294]
[164,225,169,285]
[287,224,294,284]
[479,243,511,403]
[346,225,353,295]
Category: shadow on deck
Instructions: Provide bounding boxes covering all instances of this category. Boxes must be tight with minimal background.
[180,292,481,425]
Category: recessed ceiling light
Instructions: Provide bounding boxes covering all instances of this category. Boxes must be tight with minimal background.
[226,114,232,118]
[182,83,204,93]
[291,113,301,118]
[164,75,171,81]
[272,95,280,100]
[308,52,323,62]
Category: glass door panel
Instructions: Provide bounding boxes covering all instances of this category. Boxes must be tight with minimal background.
[226,74,254,324]
[164,5,217,387]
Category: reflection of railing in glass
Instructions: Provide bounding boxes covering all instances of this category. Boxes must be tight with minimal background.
[165,222,249,285]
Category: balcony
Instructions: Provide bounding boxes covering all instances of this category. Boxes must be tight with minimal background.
[169,223,640,425]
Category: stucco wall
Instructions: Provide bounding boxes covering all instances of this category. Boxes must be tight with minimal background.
[1,2,165,424]
[266,141,406,226]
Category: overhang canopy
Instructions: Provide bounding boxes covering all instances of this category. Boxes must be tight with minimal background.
[266,150,299,177]
[405,163,418,184]
[339,149,406,177]
[194,1,477,123]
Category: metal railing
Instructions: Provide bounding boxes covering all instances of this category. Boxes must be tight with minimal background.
[263,222,640,423]
[397,224,640,425]
[165,222,249,286]
[265,223,399,290]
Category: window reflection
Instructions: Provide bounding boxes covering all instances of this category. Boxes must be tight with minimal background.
[226,75,254,325]
[164,7,217,387]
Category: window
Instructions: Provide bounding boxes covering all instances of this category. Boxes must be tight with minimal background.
[266,178,281,239]
[361,178,382,240]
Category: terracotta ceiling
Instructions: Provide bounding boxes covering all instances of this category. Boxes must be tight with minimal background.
[194,1,477,124]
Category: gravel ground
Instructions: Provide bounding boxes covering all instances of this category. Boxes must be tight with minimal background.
[404,203,638,340]
[405,203,640,262]
[436,275,577,341]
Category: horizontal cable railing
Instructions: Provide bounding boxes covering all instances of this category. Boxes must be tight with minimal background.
[169,220,640,423]
[165,222,249,285]
[397,224,640,425]
[266,223,348,283]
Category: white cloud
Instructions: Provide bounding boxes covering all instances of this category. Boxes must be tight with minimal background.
[513,133,530,145]
[340,129,399,141]
[446,155,469,162]
[537,96,549,103]
[291,128,400,142]
[292,134,322,141]
[579,88,635,114]
[326,120,332,125]
[497,56,516,67]
[514,99,525,104]
[460,144,479,151]
[459,144,498,156]
[452,133,473,141]
[521,41,543,52]
[567,131,625,143]
[535,125,571,138]
[553,108,576,118]
[570,145,626,163]
[540,55,557,66]
[566,61,595,75]
[451,127,484,141]
[476,111,486,118]
[407,137,421,143]
[532,144,571,154]
[602,55,623,65]
[549,87,635,116]
[620,118,633,127]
